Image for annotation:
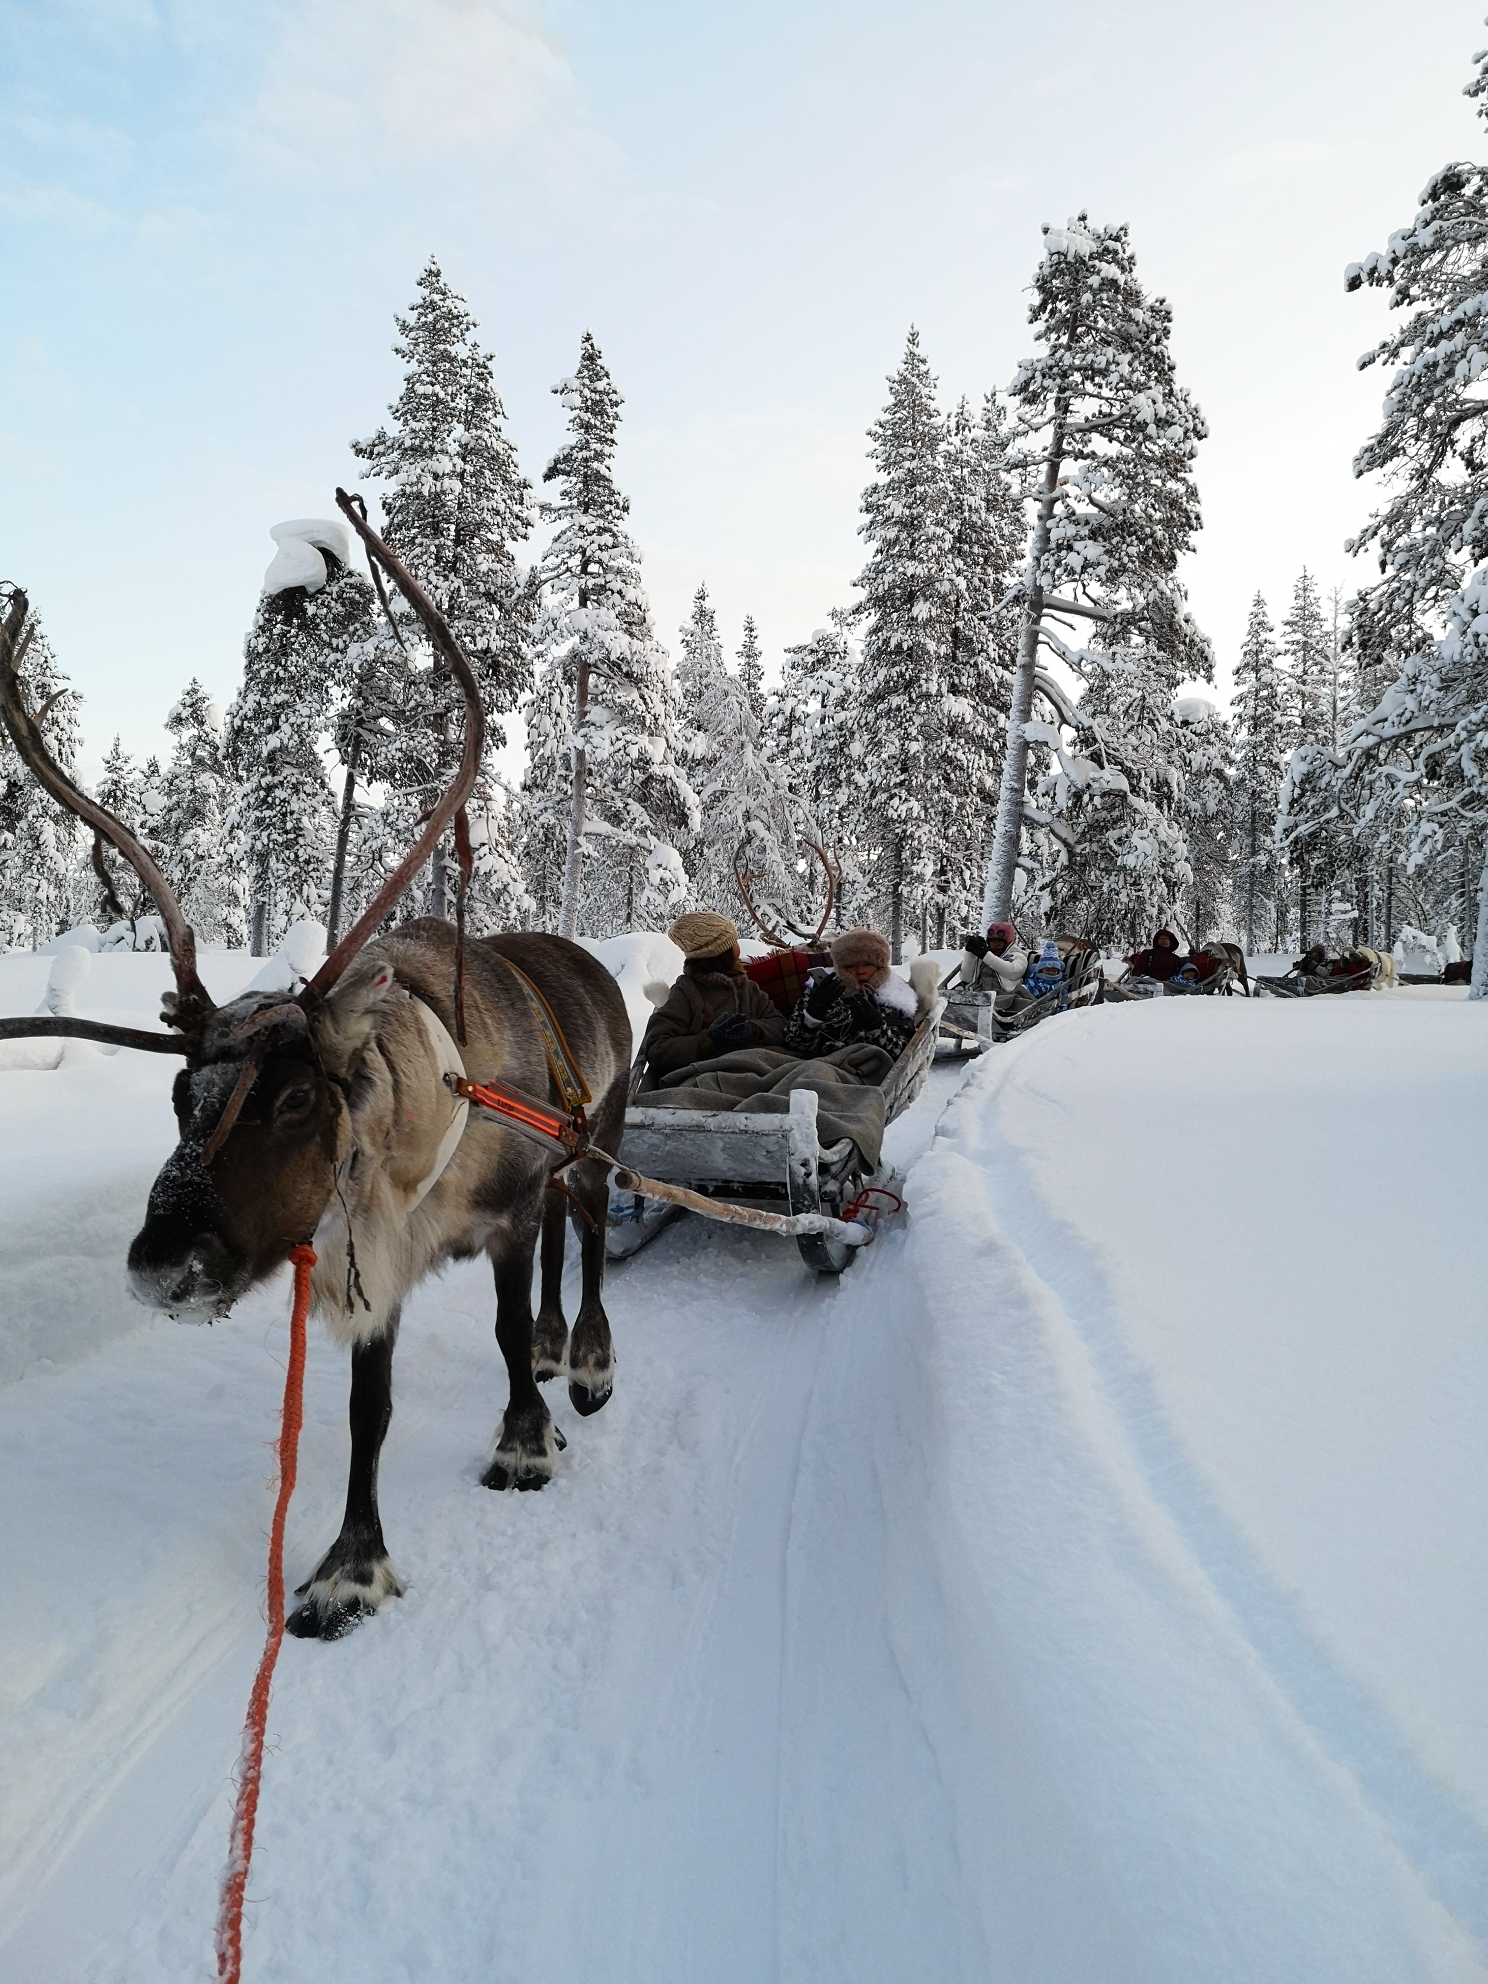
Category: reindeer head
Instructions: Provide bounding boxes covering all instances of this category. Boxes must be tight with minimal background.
[0,496,484,1321]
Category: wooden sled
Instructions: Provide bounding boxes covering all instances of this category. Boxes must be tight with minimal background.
[607,997,943,1275]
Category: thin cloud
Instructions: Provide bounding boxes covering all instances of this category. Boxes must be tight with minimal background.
[230,0,581,176]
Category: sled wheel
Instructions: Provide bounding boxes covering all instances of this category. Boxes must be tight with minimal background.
[797,1228,858,1276]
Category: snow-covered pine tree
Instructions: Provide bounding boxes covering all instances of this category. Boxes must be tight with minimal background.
[1335,39,1488,962]
[987,218,1212,942]
[930,391,1022,946]
[0,618,81,946]
[737,616,766,724]
[853,327,954,958]
[522,332,696,938]
[352,257,533,916]
[158,681,245,947]
[1231,593,1289,950]
[765,620,864,920]
[1277,569,1337,943]
[91,738,170,937]
[677,584,809,934]
[1327,565,1488,995]
[227,527,373,953]
[1174,696,1234,944]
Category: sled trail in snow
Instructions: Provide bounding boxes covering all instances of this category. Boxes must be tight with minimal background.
[0,1060,975,1984]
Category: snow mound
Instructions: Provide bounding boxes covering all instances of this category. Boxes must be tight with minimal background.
[579,929,684,1049]
[247,921,328,992]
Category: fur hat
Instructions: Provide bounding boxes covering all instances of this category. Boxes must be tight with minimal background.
[830,927,891,975]
[667,911,739,960]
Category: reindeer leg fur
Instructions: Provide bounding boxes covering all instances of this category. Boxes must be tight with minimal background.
[485,1237,562,1491]
[532,1190,569,1384]
[567,1149,617,1418]
[288,1320,405,1641]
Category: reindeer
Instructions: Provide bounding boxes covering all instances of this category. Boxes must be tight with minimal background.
[0,498,631,1640]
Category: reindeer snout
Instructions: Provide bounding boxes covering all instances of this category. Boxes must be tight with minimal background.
[127,1221,239,1318]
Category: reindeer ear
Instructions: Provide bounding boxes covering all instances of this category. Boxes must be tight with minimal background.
[316,951,400,1070]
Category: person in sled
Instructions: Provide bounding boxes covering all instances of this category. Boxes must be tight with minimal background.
[960,920,1033,1025]
[641,912,786,1076]
[784,926,919,1063]
[1127,928,1185,981]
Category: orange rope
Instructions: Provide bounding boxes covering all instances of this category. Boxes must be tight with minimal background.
[215,1241,315,1984]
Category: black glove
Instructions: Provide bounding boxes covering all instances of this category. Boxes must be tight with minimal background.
[964,932,989,958]
[804,973,839,1018]
[846,990,880,1027]
[706,1012,756,1053]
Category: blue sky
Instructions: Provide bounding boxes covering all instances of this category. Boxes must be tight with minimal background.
[0,0,1478,779]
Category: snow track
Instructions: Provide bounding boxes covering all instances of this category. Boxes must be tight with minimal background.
[1,978,1484,1982]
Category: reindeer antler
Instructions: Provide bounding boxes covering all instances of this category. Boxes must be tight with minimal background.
[0,584,213,1041]
[301,494,485,1002]
[732,837,839,949]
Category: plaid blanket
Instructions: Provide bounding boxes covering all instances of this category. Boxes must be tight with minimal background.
[742,948,831,1016]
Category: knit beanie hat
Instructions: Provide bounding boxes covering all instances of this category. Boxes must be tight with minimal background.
[668,911,739,960]
[830,927,891,975]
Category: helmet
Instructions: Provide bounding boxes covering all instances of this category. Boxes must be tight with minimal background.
[987,921,1018,946]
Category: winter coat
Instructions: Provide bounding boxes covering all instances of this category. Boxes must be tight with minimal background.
[1128,943,1184,981]
[641,967,786,1076]
[783,968,919,1065]
[960,943,1030,1012]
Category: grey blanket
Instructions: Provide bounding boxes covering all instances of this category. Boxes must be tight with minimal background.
[643,1043,894,1168]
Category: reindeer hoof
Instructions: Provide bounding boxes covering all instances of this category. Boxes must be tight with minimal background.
[286,1595,374,1641]
[568,1376,612,1417]
[481,1456,550,1492]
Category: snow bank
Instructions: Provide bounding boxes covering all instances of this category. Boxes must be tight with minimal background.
[903,996,1488,1980]
[0,952,265,1381]
[578,929,683,1048]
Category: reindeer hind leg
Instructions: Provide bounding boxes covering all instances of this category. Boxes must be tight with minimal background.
[566,1152,615,1417]
[484,1226,563,1491]
[532,1187,569,1383]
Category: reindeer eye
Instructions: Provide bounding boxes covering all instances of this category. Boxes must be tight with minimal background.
[278,1085,315,1116]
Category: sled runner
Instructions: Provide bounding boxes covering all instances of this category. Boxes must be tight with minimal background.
[1253,957,1377,998]
[608,992,943,1275]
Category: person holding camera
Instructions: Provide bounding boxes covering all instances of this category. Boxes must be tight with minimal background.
[960,920,1032,1023]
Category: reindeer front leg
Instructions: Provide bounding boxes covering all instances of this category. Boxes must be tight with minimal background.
[287,1315,405,1640]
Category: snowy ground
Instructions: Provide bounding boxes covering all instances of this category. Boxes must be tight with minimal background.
[0,953,1483,1982]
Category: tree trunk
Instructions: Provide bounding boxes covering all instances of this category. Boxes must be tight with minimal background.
[889,841,903,965]
[326,731,362,953]
[982,427,1063,926]
[1471,839,1488,1000]
[558,657,590,941]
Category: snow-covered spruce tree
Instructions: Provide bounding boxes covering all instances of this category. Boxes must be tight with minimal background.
[522,333,695,938]
[0,619,81,946]
[765,619,865,925]
[1231,593,1289,950]
[1174,695,1235,943]
[1333,46,1488,962]
[985,220,1211,934]
[736,615,766,724]
[678,584,810,934]
[852,327,954,958]
[91,738,169,938]
[353,257,533,916]
[158,681,245,947]
[1324,565,1488,995]
[930,391,1023,946]
[987,218,1211,942]
[1276,569,1334,944]
[226,528,374,954]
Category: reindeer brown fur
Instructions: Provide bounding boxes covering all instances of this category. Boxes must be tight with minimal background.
[0,499,632,1641]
